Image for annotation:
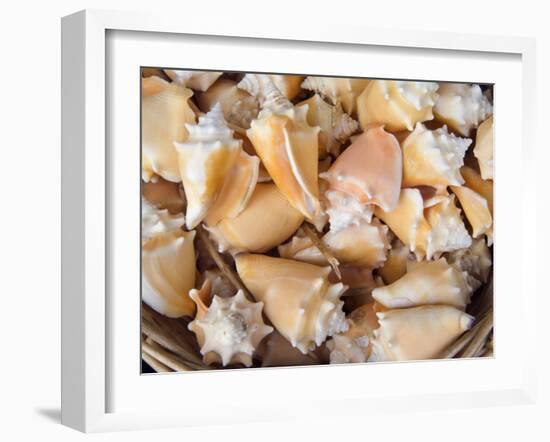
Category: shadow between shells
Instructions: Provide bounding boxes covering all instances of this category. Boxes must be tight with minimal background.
[140,69,494,372]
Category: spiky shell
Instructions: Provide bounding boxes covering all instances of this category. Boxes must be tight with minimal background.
[323,190,374,232]
[235,254,348,354]
[370,305,474,361]
[188,282,273,367]
[174,104,243,229]
[296,94,358,157]
[164,70,222,91]
[206,183,304,254]
[451,185,493,244]
[195,78,260,129]
[473,116,494,180]
[445,238,492,291]
[141,77,196,182]
[142,199,196,318]
[460,166,493,214]
[238,73,304,101]
[356,80,439,132]
[402,124,471,189]
[301,76,370,115]
[433,83,493,136]
[246,88,325,230]
[372,258,472,309]
[327,303,379,363]
[321,125,402,212]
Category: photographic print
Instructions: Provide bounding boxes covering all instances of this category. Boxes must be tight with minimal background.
[140,69,494,373]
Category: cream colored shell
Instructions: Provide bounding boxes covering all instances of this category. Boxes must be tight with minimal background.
[473,116,494,180]
[164,70,222,91]
[206,183,304,254]
[238,73,304,101]
[301,76,371,115]
[141,76,196,182]
[356,80,438,132]
[446,238,492,291]
[323,190,374,232]
[235,254,348,354]
[372,258,472,309]
[370,305,474,361]
[434,83,493,136]
[451,185,493,244]
[460,166,493,214]
[188,282,273,367]
[402,124,472,189]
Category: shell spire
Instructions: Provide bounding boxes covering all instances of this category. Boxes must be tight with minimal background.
[188,281,273,367]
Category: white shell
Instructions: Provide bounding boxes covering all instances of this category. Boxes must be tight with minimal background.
[164,70,222,91]
[141,197,185,240]
[434,83,493,136]
[402,123,472,189]
[372,258,473,309]
[324,189,374,232]
[188,287,273,367]
[301,76,370,114]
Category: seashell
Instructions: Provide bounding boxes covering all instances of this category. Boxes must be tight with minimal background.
[188,281,273,367]
[321,125,402,212]
[473,116,494,180]
[279,220,390,269]
[141,197,185,240]
[451,185,493,245]
[246,85,325,229]
[235,254,348,354]
[204,150,259,226]
[445,238,492,291]
[372,258,472,309]
[327,303,379,363]
[238,73,304,101]
[142,178,185,214]
[376,190,471,259]
[141,199,196,318]
[370,305,474,361]
[460,166,493,214]
[433,83,493,136]
[269,74,305,100]
[206,183,304,254]
[423,194,472,258]
[378,239,413,285]
[402,124,472,189]
[356,80,439,132]
[374,188,432,259]
[195,78,260,129]
[164,70,222,92]
[256,330,319,367]
[142,76,196,183]
[296,94,358,157]
[200,269,237,298]
[301,76,370,115]
[174,104,243,229]
[323,190,374,232]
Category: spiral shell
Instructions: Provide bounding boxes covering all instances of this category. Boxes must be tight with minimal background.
[235,254,348,354]
[301,76,370,115]
[188,281,273,367]
[238,73,304,101]
[356,80,439,132]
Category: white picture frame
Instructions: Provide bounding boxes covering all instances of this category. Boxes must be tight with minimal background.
[61,9,538,433]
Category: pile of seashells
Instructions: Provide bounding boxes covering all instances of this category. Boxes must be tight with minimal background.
[141,68,494,371]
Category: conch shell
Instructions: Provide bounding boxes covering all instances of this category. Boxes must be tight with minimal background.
[402,124,472,189]
[188,281,273,367]
[142,76,196,182]
[238,73,304,101]
[141,198,196,318]
[473,116,494,180]
[370,305,474,361]
[321,125,402,213]
[446,238,492,291]
[372,258,473,309]
[195,78,260,129]
[246,84,325,229]
[378,239,413,284]
[433,83,493,136]
[375,190,471,259]
[326,303,379,363]
[278,220,390,269]
[451,185,493,244]
[356,80,439,132]
[206,183,303,254]
[296,94,358,157]
[164,70,222,91]
[323,190,374,232]
[301,76,371,115]
[174,104,257,229]
[235,254,348,354]
[460,166,493,214]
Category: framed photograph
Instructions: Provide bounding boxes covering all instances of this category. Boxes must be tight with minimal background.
[61,9,537,433]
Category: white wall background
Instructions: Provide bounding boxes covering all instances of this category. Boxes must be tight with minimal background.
[0,0,547,440]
